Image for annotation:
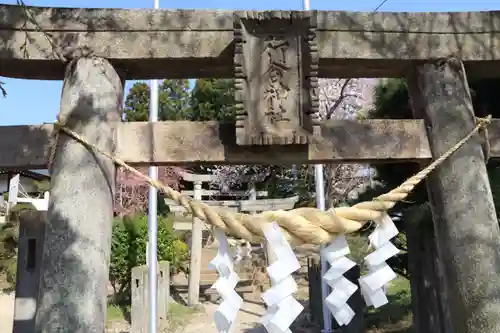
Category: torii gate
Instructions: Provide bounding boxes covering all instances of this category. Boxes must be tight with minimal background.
[2,4,500,333]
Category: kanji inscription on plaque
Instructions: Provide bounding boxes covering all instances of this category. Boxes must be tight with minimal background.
[233,11,320,145]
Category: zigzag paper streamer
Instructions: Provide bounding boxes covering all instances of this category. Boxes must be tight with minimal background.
[359,213,400,308]
[320,236,358,326]
[208,228,243,333]
[260,222,303,333]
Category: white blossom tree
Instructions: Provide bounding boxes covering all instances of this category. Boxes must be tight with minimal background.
[208,165,272,192]
[318,78,378,207]
[210,78,378,206]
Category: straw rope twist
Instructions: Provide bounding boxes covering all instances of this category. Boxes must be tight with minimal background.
[51,115,492,246]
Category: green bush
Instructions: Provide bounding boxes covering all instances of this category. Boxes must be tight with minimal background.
[110,214,189,304]
[0,210,24,292]
[0,220,19,292]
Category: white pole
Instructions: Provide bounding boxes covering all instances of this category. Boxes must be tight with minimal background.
[303,1,332,332]
[316,165,333,333]
[148,1,160,333]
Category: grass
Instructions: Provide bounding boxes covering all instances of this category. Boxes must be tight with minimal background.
[0,273,14,294]
[167,302,199,331]
[297,272,412,333]
[106,301,198,332]
[106,303,128,330]
[107,303,126,321]
[366,277,413,333]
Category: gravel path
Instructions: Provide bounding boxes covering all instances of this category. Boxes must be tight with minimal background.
[178,299,267,333]
[0,292,268,333]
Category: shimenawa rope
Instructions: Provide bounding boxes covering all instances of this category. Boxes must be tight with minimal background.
[50,115,492,245]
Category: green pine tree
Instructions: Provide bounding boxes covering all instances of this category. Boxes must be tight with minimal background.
[190,78,236,123]
[124,79,191,121]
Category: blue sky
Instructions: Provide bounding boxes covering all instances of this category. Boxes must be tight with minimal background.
[2,0,500,125]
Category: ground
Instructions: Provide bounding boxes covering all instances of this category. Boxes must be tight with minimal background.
[0,275,412,333]
[0,290,14,333]
[174,298,267,333]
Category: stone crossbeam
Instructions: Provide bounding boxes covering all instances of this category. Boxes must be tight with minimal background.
[0,118,498,169]
[2,4,500,79]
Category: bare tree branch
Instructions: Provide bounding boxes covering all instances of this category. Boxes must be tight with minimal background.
[0,81,6,98]
[325,79,352,120]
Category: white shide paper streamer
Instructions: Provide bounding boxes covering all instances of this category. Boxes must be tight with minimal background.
[208,228,244,333]
[320,236,358,326]
[359,213,400,308]
[261,222,304,333]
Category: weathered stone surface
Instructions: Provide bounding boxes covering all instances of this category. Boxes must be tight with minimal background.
[13,211,46,333]
[409,58,500,333]
[4,116,500,168]
[34,57,123,332]
[233,11,320,145]
[405,203,453,333]
[2,5,500,79]
[131,262,170,333]
[0,119,435,168]
[114,119,433,164]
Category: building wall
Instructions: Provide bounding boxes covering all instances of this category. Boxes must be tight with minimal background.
[0,174,39,194]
